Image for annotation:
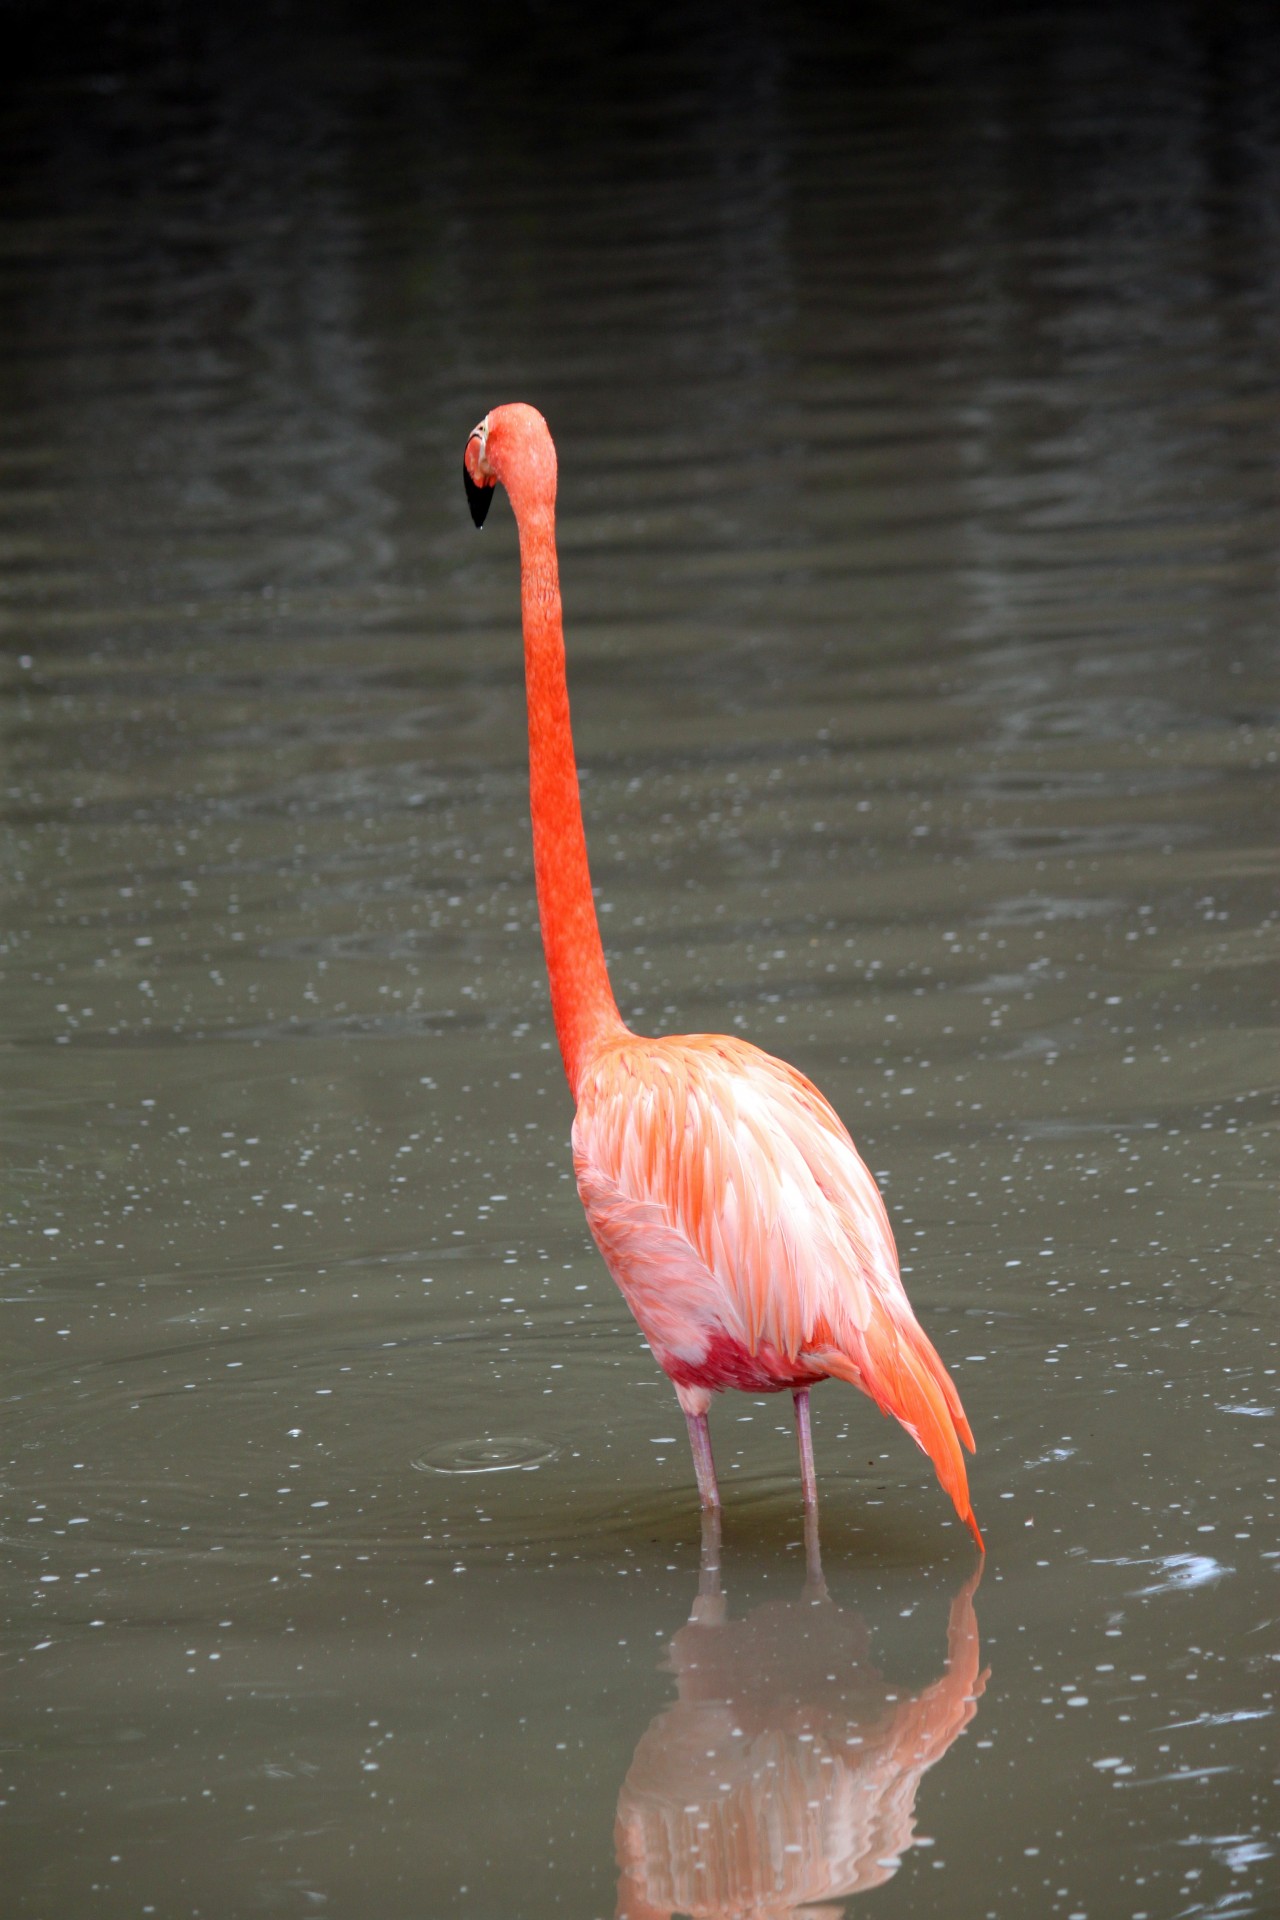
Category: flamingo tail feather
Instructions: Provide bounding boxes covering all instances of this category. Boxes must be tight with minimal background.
[816,1329,984,1552]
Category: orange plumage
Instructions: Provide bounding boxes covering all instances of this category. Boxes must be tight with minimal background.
[464,403,981,1548]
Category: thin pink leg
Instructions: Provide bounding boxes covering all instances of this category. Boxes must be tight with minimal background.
[683,1407,721,1510]
[794,1387,818,1509]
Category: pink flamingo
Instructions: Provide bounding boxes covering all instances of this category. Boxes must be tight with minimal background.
[463,404,982,1548]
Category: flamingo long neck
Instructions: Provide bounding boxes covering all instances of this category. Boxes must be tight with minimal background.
[514,495,626,1097]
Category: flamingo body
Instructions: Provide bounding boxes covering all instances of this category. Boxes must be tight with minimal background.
[463,402,981,1547]
[574,1031,979,1545]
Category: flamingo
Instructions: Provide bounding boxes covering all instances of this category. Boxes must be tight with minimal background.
[463,403,982,1548]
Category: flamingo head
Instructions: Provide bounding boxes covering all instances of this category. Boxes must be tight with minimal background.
[463,414,496,527]
[463,404,557,528]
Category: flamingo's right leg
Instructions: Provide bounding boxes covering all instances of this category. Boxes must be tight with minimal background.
[681,1406,721,1510]
[675,1390,717,1505]
[679,1397,721,1512]
[674,1383,720,1509]
[793,1386,819,1509]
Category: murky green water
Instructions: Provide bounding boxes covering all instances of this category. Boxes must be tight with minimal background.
[4,6,1277,1915]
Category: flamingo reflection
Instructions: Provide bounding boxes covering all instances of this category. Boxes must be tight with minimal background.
[615,1515,987,1919]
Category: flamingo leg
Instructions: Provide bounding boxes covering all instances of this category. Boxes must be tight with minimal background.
[683,1407,721,1510]
[793,1386,818,1509]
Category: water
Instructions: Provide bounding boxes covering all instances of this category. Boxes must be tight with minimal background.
[4,4,1278,1914]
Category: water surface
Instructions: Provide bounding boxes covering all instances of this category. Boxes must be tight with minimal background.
[3,6,1278,1916]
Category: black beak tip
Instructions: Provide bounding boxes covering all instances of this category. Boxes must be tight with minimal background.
[464,462,494,529]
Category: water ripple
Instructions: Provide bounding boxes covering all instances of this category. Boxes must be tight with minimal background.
[412,1435,560,1475]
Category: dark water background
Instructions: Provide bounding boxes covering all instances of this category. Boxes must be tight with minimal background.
[3,3,1277,1914]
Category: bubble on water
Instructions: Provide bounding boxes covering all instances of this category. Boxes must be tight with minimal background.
[412,1436,559,1474]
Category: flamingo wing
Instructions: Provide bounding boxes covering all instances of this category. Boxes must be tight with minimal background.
[573,1033,978,1533]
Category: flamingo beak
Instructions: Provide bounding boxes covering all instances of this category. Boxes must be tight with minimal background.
[464,430,496,528]
[464,459,494,528]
